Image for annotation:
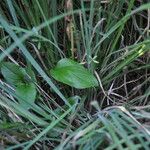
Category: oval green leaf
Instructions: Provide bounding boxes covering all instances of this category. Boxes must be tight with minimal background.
[50,58,98,89]
[1,62,26,85]
[16,83,36,109]
[1,62,37,109]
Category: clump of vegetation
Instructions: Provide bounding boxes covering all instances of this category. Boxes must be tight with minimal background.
[0,0,150,149]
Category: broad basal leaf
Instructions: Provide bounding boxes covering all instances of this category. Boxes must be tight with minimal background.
[16,83,36,109]
[1,62,37,109]
[1,62,26,85]
[50,58,98,89]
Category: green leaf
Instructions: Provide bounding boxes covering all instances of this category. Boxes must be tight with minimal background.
[1,62,26,85]
[16,83,36,109]
[0,62,37,109]
[50,58,98,89]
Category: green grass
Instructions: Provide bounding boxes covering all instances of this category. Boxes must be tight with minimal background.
[0,0,150,149]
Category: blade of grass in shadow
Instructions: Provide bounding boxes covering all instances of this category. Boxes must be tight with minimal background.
[98,114,124,149]
[0,9,81,61]
[0,94,47,126]
[102,44,150,84]
[23,105,74,150]
[81,1,91,68]
[6,0,20,27]
[93,3,150,55]
[102,0,135,68]
[10,25,65,57]
[35,0,59,60]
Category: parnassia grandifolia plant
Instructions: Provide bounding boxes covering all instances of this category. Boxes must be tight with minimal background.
[50,58,98,89]
[1,62,36,109]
